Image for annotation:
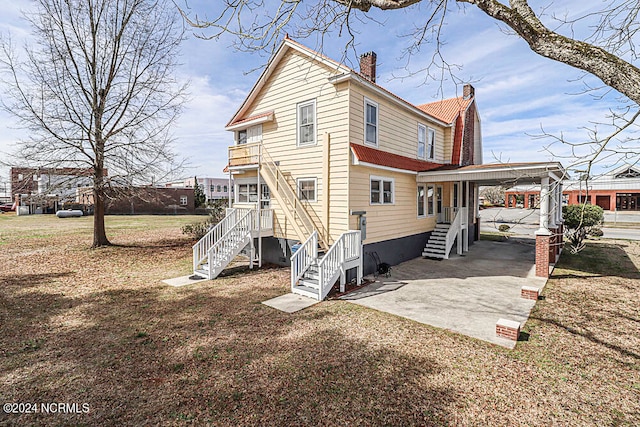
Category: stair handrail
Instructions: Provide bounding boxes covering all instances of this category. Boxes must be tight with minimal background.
[193,208,237,271]
[317,230,361,300]
[206,209,254,279]
[444,207,461,259]
[290,230,318,291]
[259,144,329,248]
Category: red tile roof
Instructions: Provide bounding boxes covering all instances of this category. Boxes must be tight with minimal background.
[350,143,445,173]
[227,110,274,127]
[416,97,472,124]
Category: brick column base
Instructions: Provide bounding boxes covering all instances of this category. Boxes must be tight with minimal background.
[536,232,551,278]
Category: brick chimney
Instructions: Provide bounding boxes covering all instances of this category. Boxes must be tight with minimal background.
[359,52,377,83]
[463,84,475,99]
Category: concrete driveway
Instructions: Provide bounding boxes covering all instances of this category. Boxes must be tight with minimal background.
[342,238,547,348]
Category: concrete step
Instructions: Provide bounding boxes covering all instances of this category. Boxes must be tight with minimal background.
[193,269,208,278]
[425,241,445,248]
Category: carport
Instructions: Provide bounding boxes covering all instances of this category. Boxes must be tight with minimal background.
[417,162,566,277]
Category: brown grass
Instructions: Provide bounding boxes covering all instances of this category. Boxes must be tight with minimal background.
[1,215,639,426]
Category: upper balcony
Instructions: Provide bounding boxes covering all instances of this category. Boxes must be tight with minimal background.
[228,142,261,169]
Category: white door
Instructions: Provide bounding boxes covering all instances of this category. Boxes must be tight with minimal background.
[247,124,262,144]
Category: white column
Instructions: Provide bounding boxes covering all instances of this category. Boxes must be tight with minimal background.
[536,177,551,235]
[549,179,557,228]
[556,182,563,224]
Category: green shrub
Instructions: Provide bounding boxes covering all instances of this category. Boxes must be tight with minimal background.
[498,224,511,232]
[588,227,604,237]
[562,204,604,253]
[182,200,227,240]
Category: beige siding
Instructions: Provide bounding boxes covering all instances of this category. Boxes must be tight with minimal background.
[237,49,351,243]
[348,165,439,244]
[348,83,450,164]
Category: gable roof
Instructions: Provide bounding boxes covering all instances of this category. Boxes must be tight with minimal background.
[350,143,445,173]
[227,37,471,129]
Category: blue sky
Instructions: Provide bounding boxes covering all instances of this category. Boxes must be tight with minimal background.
[0,0,635,188]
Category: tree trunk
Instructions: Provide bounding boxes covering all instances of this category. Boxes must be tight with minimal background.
[92,167,111,248]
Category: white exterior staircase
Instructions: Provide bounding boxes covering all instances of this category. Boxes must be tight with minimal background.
[290,230,362,301]
[192,208,273,279]
[421,223,451,258]
[422,207,469,259]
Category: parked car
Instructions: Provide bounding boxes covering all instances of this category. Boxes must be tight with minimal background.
[0,203,15,212]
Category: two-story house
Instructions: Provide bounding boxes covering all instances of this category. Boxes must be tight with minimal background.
[192,37,566,300]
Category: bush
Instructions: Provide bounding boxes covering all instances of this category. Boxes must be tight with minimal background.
[562,204,604,253]
[588,227,604,237]
[182,199,228,240]
[498,224,511,232]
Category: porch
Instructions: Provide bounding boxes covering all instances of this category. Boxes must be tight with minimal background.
[418,162,566,277]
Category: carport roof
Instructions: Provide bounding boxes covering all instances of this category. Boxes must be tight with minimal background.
[417,162,565,185]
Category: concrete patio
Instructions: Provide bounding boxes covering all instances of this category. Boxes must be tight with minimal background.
[342,238,548,348]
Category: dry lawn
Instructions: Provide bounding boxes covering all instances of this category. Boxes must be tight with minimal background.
[1,214,639,426]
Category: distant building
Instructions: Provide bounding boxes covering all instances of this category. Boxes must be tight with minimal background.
[165,177,233,202]
[10,167,106,214]
[505,164,640,211]
[77,186,196,215]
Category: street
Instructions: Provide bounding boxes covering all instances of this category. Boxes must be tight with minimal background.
[479,207,640,240]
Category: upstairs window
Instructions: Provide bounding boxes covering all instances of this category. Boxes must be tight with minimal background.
[365,99,378,146]
[427,128,435,160]
[180,195,188,206]
[297,100,316,146]
[238,130,247,145]
[418,124,427,159]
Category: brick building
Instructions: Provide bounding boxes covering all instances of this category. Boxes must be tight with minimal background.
[77,186,196,215]
[165,177,233,202]
[505,164,640,211]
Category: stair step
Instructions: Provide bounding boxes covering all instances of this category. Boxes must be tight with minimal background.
[299,278,320,290]
[422,251,446,259]
[292,284,320,300]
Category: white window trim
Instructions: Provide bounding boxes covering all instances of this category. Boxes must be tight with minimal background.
[180,195,188,206]
[427,184,435,216]
[427,127,436,160]
[418,123,427,160]
[297,99,317,147]
[297,177,318,203]
[364,97,379,147]
[370,175,394,205]
[417,184,426,218]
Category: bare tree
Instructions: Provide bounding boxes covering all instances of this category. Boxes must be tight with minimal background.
[1,0,187,247]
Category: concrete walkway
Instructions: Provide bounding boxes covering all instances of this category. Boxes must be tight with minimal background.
[342,238,547,348]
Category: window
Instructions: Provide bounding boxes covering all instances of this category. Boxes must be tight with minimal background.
[427,128,435,160]
[210,185,215,193]
[18,173,23,180]
[370,176,394,205]
[297,178,317,202]
[180,195,188,206]
[237,184,258,203]
[417,185,425,217]
[418,124,427,159]
[297,100,316,146]
[427,185,435,215]
[216,185,222,192]
[364,99,378,146]
[223,185,228,193]
[238,130,247,145]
